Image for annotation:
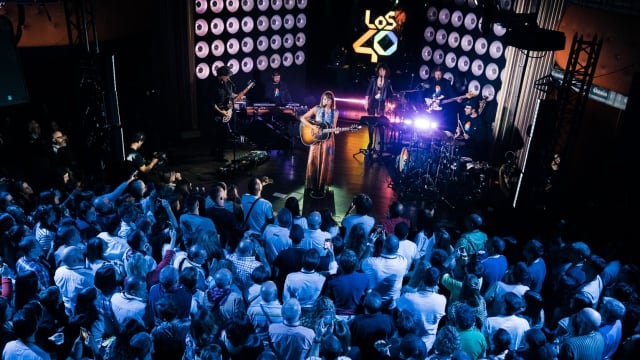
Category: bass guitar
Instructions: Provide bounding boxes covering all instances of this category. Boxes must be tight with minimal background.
[217,80,256,123]
[300,122,361,146]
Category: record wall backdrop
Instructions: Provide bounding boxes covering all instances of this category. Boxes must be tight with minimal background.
[418,0,510,117]
[192,0,309,125]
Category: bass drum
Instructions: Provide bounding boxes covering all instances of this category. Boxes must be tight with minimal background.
[396,147,410,174]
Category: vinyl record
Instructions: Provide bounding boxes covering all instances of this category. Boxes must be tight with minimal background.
[195,41,209,58]
[241,57,254,73]
[283,14,295,30]
[457,55,470,72]
[210,18,224,36]
[270,15,282,31]
[445,52,457,69]
[427,6,438,22]
[433,49,445,65]
[226,17,240,34]
[461,34,474,52]
[421,45,433,62]
[436,29,448,45]
[474,37,488,55]
[241,0,254,12]
[196,63,210,79]
[195,0,207,14]
[294,50,305,65]
[438,8,451,25]
[226,0,239,12]
[271,0,283,11]
[295,32,306,47]
[485,63,499,80]
[256,55,269,71]
[227,59,240,75]
[283,33,294,48]
[227,38,240,55]
[284,0,295,10]
[256,0,268,11]
[296,13,307,28]
[448,31,460,48]
[482,84,496,102]
[489,41,503,59]
[468,80,481,94]
[443,72,454,85]
[212,60,225,75]
[424,26,435,42]
[270,34,282,50]
[241,16,254,33]
[195,19,208,36]
[451,10,464,28]
[296,0,307,9]
[471,59,484,76]
[500,0,512,10]
[270,53,282,68]
[241,37,254,53]
[419,64,430,80]
[256,35,269,51]
[257,16,269,31]
[211,39,225,56]
[282,52,294,67]
[464,13,477,31]
[210,0,223,13]
[493,23,507,37]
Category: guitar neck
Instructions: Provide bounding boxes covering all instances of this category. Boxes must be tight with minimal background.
[321,126,352,134]
[232,83,255,103]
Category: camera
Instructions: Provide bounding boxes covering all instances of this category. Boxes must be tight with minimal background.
[153,151,169,167]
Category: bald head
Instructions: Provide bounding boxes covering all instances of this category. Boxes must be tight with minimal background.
[260,281,278,302]
[282,298,301,324]
[214,268,233,289]
[236,238,254,256]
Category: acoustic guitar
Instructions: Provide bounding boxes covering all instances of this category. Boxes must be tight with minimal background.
[217,80,256,123]
[299,122,361,146]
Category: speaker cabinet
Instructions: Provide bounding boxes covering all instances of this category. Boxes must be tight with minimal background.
[0,16,29,107]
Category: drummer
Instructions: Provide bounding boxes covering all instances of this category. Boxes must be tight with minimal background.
[264,69,293,105]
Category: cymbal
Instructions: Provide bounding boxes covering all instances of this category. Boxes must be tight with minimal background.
[443,130,455,138]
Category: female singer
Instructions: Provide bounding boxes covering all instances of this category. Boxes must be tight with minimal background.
[364,62,394,152]
[300,90,339,199]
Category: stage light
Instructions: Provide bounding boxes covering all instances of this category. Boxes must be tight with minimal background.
[196,1,208,14]
[284,0,295,10]
[257,0,268,11]
[283,14,295,29]
[210,0,223,13]
[282,52,294,67]
[256,55,268,70]
[227,38,240,55]
[195,41,209,58]
[196,63,210,79]
[241,37,254,53]
[283,33,294,48]
[271,0,283,11]
[256,35,269,51]
[269,54,281,67]
[241,0,254,12]
[226,0,240,12]
[241,57,254,72]
[294,50,305,65]
[257,15,269,31]
[195,19,209,36]
[270,34,282,50]
[211,39,225,56]
[295,13,307,28]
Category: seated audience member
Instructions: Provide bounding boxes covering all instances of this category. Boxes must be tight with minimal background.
[349,291,395,359]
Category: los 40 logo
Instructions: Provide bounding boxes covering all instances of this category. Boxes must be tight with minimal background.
[353,10,398,63]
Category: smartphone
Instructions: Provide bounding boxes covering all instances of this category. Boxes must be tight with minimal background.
[324,239,332,249]
[376,225,384,232]
[80,327,89,340]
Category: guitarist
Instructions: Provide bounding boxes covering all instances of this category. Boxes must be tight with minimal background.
[210,65,236,162]
[420,66,461,131]
[299,90,339,198]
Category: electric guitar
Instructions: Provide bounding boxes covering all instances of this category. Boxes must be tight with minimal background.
[425,92,477,112]
[300,122,361,146]
[217,80,256,123]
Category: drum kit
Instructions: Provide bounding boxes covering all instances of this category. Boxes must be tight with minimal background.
[391,127,495,205]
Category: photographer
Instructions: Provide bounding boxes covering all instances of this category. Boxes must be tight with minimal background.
[125,131,179,188]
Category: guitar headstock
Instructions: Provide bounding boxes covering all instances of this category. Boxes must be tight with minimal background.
[247,80,256,89]
[466,92,479,98]
[350,124,362,131]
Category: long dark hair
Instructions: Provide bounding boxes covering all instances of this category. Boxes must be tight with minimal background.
[74,286,100,327]
[14,270,40,311]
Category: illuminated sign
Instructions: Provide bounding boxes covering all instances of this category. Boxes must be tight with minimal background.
[353,10,398,63]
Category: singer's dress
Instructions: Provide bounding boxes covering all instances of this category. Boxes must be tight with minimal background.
[305,107,338,195]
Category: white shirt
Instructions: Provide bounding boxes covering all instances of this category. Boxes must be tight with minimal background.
[398,239,420,272]
[54,265,95,316]
[111,291,148,327]
[396,289,447,351]
[96,231,131,261]
[361,253,408,307]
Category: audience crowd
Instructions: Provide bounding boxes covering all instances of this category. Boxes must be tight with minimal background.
[0,119,638,360]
